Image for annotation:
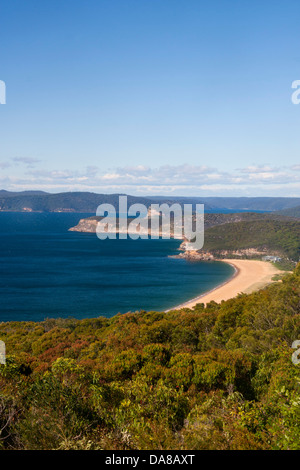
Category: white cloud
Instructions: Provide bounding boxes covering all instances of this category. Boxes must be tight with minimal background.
[1,163,300,197]
[239,165,275,174]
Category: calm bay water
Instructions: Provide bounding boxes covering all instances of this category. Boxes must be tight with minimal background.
[0,212,234,322]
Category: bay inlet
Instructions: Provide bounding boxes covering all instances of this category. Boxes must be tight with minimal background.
[0,212,234,322]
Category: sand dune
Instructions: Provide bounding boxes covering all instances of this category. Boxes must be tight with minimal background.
[171,259,282,310]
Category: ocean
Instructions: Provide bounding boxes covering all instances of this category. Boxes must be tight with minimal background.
[0,212,234,322]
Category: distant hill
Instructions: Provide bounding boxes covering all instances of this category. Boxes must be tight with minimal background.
[0,190,48,198]
[0,192,155,213]
[274,205,300,219]
[0,190,300,212]
[154,196,300,211]
[198,197,300,211]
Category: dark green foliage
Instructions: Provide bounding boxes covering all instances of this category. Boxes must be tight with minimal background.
[203,218,300,260]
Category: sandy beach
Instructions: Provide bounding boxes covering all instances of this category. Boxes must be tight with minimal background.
[170,259,283,310]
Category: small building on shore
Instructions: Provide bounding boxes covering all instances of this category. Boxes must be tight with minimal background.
[262,255,282,262]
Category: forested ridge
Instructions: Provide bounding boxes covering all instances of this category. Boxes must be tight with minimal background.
[0,265,300,450]
[203,218,300,260]
[1,190,300,212]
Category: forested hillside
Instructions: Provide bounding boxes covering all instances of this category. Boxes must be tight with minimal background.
[0,265,299,450]
[203,218,300,261]
[275,205,300,219]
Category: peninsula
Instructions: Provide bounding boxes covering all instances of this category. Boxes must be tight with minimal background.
[69,211,299,309]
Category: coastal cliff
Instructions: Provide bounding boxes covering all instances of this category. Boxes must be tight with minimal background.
[69,217,99,232]
[68,219,264,263]
[69,212,300,264]
[68,216,183,239]
[69,211,296,233]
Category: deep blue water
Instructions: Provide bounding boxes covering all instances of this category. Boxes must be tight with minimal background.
[0,212,234,322]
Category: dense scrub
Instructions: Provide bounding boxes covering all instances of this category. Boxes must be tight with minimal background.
[0,265,299,450]
[203,219,300,260]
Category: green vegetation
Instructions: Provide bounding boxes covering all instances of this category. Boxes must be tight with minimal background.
[275,205,300,219]
[273,259,296,271]
[203,218,300,261]
[0,265,300,450]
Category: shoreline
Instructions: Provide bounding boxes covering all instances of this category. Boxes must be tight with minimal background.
[167,259,282,311]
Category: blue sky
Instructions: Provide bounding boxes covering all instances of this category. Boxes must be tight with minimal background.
[1,0,300,196]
